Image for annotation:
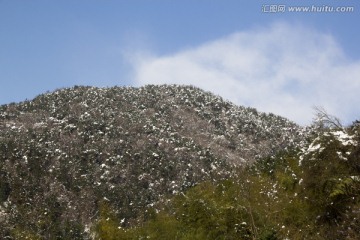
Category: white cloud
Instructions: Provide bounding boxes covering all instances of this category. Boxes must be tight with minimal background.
[127,22,360,125]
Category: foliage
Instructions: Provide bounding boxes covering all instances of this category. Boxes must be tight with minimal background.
[94,123,360,239]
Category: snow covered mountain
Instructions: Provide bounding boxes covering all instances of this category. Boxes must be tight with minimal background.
[2,85,357,239]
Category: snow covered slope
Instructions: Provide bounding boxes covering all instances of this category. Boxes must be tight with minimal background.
[0,85,307,238]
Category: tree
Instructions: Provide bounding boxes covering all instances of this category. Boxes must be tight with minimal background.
[312,106,342,129]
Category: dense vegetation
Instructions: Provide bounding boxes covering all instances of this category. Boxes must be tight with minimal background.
[0,85,358,239]
[94,122,360,240]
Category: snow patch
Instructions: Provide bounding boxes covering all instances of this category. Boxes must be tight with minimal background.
[331,130,357,146]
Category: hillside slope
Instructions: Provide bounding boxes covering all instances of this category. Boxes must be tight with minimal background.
[0,85,305,239]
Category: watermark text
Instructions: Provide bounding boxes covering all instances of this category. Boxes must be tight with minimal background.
[262,5,354,13]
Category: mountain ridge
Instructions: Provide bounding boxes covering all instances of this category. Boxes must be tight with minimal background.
[1,84,305,164]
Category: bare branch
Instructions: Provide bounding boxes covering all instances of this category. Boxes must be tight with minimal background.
[312,106,342,129]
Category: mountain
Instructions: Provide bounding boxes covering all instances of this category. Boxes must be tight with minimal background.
[1,85,358,239]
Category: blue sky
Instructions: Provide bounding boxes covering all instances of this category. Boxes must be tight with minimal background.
[1,0,360,125]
